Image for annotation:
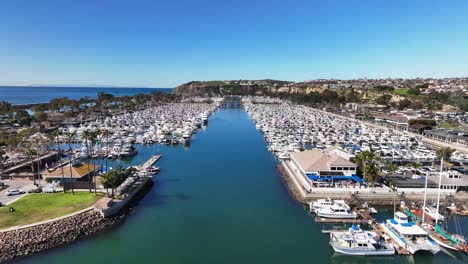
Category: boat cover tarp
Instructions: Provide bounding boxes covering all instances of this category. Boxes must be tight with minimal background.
[435,223,460,246]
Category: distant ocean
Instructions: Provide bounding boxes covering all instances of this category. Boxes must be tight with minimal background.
[0,86,173,105]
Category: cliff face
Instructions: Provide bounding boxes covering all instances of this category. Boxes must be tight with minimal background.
[172,81,221,96]
[172,80,292,96]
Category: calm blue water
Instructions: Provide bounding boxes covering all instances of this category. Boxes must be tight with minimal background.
[12,108,468,264]
[0,86,172,105]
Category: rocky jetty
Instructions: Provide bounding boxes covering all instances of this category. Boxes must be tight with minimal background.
[0,210,124,263]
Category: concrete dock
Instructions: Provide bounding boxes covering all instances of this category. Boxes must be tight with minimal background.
[141,154,161,168]
[279,159,468,205]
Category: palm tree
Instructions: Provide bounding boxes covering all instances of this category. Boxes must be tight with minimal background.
[25,148,37,185]
[51,129,65,190]
[90,129,100,194]
[100,129,112,171]
[436,147,454,163]
[65,132,76,195]
[29,133,49,187]
[51,129,62,163]
[81,129,92,193]
[355,150,382,184]
[0,150,8,179]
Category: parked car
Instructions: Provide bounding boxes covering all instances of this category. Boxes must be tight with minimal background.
[5,189,25,196]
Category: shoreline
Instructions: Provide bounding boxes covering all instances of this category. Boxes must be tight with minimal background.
[0,178,155,263]
[277,160,468,206]
[0,210,125,263]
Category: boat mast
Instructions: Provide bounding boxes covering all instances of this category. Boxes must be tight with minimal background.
[422,161,428,223]
[435,158,443,226]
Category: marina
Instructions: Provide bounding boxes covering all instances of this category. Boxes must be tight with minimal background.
[5,106,467,264]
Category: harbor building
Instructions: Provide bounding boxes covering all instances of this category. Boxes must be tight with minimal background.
[383,171,468,193]
[290,147,362,189]
[41,162,97,184]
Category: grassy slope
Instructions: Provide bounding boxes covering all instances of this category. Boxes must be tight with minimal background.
[393,88,409,96]
[0,192,102,230]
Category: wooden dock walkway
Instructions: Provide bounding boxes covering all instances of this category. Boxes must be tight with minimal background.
[5,151,59,174]
[141,155,161,168]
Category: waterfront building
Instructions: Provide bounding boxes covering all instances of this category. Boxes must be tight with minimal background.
[290,147,362,188]
[42,162,97,184]
[383,171,468,193]
[423,129,468,146]
[426,171,468,192]
[374,113,409,126]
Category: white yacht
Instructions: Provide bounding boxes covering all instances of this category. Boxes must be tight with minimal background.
[380,212,440,255]
[329,225,394,255]
[317,202,357,219]
[309,198,347,213]
[423,205,445,222]
[120,144,138,157]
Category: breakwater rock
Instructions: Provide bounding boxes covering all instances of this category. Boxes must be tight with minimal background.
[0,210,124,263]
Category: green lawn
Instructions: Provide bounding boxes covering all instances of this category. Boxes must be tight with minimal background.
[0,192,103,230]
[437,121,460,129]
[393,88,409,96]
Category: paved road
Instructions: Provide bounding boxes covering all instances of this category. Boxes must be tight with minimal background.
[0,180,35,206]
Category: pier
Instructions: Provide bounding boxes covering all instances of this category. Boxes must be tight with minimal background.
[141,154,161,168]
[4,151,59,177]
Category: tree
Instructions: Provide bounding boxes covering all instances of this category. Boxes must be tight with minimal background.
[25,148,37,185]
[384,161,398,173]
[355,150,382,183]
[90,129,100,194]
[0,150,8,179]
[81,130,93,193]
[14,109,32,126]
[398,99,412,110]
[28,133,49,186]
[33,111,48,122]
[65,132,76,195]
[407,88,421,95]
[436,147,454,162]
[375,94,393,106]
[100,129,112,170]
[51,129,65,190]
[0,101,11,112]
[100,170,119,198]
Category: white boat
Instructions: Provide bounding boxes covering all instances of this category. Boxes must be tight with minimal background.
[310,198,333,213]
[424,204,445,222]
[120,144,138,157]
[329,225,394,255]
[317,202,357,219]
[309,198,347,213]
[380,212,440,255]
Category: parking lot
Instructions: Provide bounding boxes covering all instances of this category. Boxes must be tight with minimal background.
[0,179,35,206]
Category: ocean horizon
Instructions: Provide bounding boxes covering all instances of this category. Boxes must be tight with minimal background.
[0,86,173,105]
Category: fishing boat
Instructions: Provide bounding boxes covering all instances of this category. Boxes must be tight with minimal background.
[329,225,394,255]
[317,202,357,219]
[380,212,440,254]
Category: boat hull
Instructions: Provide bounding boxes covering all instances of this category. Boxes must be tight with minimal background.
[317,212,357,219]
[380,224,440,255]
[330,243,395,256]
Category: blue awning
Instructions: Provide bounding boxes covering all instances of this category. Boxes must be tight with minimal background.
[307,174,363,183]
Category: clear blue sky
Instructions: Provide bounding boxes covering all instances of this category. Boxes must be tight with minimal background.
[1,0,468,87]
